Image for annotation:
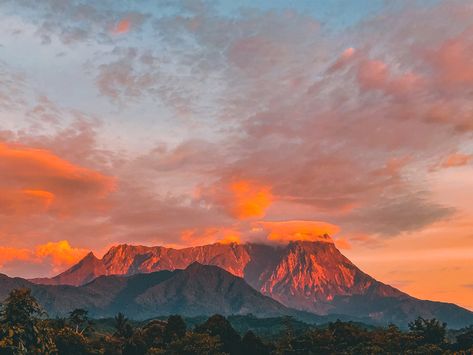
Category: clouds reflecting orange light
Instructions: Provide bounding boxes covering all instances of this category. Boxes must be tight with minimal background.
[0,141,115,216]
[258,220,339,243]
[113,19,131,34]
[0,241,88,274]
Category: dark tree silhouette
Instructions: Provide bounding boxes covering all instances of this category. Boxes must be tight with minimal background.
[164,315,187,344]
[0,288,55,353]
[456,326,473,351]
[166,332,223,355]
[114,312,133,339]
[68,308,91,335]
[241,330,270,355]
[55,327,89,355]
[408,317,447,345]
[195,314,241,354]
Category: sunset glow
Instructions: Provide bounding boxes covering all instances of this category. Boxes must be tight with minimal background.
[0,0,472,312]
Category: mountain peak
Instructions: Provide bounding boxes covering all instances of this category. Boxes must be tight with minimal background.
[83,251,98,260]
[27,240,473,327]
[185,261,205,270]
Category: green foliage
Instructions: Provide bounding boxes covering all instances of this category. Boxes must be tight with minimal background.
[68,308,93,335]
[54,327,89,355]
[408,316,447,345]
[141,319,166,349]
[113,312,133,340]
[0,288,56,354]
[163,315,186,344]
[0,290,472,354]
[122,329,147,355]
[1,289,44,327]
[195,314,241,354]
[166,332,223,355]
[241,330,270,355]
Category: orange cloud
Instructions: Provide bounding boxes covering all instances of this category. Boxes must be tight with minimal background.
[0,240,88,274]
[0,189,55,215]
[258,220,340,243]
[0,142,115,216]
[334,237,351,250]
[441,153,471,168]
[0,247,31,267]
[180,227,241,246]
[198,179,273,219]
[229,180,273,219]
[112,19,131,34]
[35,240,89,272]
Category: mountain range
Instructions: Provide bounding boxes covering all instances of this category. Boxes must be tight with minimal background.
[27,236,473,328]
[1,263,311,320]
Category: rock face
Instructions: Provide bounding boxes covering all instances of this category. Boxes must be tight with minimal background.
[31,237,402,314]
[29,237,473,327]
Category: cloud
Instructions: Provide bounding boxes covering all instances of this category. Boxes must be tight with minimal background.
[0,0,472,278]
[198,180,273,219]
[35,240,88,272]
[0,141,115,216]
[0,247,31,268]
[427,29,473,88]
[180,227,241,247]
[0,240,88,275]
[112,19,131,34]
[258,220,339,243]
[441,153,472,168]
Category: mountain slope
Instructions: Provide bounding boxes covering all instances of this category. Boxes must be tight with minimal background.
[30,239,405,314]
[3,263,308,320]
[32,252,106,286]
[30,238,473,328]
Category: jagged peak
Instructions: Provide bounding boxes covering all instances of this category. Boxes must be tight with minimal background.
[78,251,99,263]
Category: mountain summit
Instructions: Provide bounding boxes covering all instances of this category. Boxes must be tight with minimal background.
[31,238,473,327]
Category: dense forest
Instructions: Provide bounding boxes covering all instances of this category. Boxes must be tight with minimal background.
[0,288,473,354]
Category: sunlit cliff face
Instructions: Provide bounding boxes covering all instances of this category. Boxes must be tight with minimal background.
[0,0,472,309]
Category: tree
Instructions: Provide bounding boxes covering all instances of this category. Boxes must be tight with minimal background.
[456,327,473,351]
[55,327,89,355]
[241,330,270,355]
[275,316,295,354]
[114,312,133,339]
[167,332,223,355]
[163,315,187,344]
[141,320,166,349]
[1,289,44,326]
[122,329,147,355]
[0,288,55,354]
[195,314,241,355]
[68,308,92,335]
[408,317,446,345]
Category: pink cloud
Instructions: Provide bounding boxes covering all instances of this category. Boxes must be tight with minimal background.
[441,153,472,168]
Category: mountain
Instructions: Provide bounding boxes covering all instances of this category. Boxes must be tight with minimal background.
[31,238,473,328]
[32,252,106,286]
[3,263,315,320]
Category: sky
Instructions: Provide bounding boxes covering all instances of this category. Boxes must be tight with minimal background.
[0,0,472,309]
